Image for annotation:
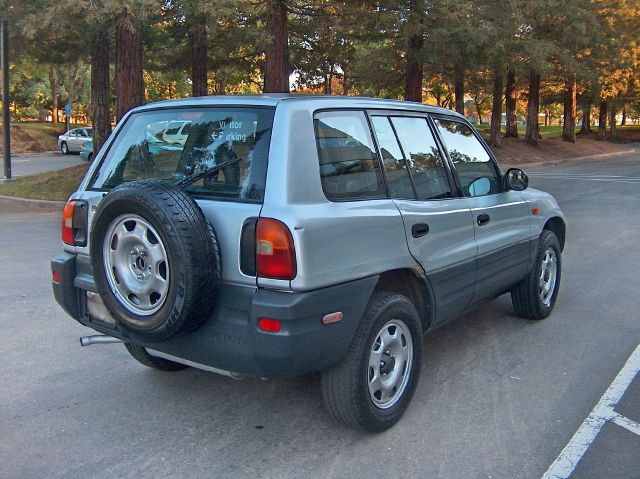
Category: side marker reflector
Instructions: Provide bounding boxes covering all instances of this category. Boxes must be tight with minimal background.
[532,207,539,215]
[258,318,282,333]
[322,312,343,325]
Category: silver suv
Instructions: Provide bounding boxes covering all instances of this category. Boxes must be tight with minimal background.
[51,95,566,432]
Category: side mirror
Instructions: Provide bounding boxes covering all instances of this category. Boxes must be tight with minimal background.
[504,168,529,191]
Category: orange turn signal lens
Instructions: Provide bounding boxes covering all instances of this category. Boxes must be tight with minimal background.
[62,201,76,245]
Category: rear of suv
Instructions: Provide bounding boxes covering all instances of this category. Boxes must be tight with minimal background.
[52,95,566,432]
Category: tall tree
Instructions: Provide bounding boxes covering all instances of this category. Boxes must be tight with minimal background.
[116,12,145,120]
[190,7,208,96]
[524,70,541,146]
[263,0,289,93]
[504,68,518,137]
[404,0,424,102]
[561,75,577,142]
[91,26,111,153]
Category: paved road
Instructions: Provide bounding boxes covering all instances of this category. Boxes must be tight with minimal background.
[1,154,639,479]
[2,152,85,178]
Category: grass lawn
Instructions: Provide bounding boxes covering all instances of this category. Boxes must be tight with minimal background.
[0,164,89,201]
[0,121,89,153]
[477,124,640,141]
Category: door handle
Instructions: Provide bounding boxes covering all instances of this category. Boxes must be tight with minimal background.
[411,223,430,238]
[477,214,490,226]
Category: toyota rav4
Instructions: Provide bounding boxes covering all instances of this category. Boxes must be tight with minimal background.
[52,95,566,432]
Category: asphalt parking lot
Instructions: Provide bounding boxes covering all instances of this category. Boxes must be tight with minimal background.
[3,152,85,177]
[1,153,639,479]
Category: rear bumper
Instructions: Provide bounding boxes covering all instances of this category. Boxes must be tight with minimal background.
[51,252,377,379]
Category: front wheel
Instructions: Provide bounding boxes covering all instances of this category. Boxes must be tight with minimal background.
[511,230,562,319]
[321,291,422,432]
[60,142,69,155]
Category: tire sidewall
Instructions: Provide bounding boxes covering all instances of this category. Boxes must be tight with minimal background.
[534,231,562,316]
[357,297,422,431]
[61,142,68,154]
[91,190,190,341]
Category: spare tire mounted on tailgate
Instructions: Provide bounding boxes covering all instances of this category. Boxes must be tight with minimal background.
[90,180,221,342]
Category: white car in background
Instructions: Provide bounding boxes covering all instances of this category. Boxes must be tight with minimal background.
[58,128,92,154]
[162,121,191,145]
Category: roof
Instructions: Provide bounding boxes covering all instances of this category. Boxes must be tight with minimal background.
[133,94,461,118]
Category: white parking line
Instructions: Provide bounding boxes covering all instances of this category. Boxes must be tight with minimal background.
[528,173,640,183]
[541,344,640,479]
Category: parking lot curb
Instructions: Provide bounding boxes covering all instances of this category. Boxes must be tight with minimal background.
[0,194,65,212]
[506,147,638,170]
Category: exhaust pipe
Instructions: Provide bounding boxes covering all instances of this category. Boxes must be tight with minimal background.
[80,335,124,346]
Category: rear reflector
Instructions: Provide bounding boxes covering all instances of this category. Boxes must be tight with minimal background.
[256,218,296,280]
[61,201,76,245]
[258,318,282,333]
[52,271,61,283]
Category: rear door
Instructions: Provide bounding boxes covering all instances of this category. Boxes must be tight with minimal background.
[433,117,531,302]
[369,112,477,322]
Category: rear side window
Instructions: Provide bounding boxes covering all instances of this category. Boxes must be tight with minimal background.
[434,119,501,196]
[90,107,274,202]
[389,117,452,200]
[314,111,385,200]
[370,116,415,199]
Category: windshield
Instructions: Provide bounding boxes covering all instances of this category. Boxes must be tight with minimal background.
[90,107,274,202]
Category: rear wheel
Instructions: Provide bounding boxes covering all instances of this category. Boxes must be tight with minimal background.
[511,230,562,319]
[87,152,93,162]
[124,343,188,371]
[60,142,69,155]
[321,291,422,432]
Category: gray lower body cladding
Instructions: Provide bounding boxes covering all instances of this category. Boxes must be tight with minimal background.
[51,252,378,379]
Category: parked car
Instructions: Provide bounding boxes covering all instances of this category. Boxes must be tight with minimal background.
[161,120,191,145]
[51,95,566,432]
[58,127,92,154]
[79,140,93,162]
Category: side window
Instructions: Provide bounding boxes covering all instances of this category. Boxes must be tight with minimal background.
[371,116,415,199]
[389,117,452,200]
[314,111,386,200]
[434,119,501,197]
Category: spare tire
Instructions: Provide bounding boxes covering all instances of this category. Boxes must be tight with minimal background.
[90,180,221,342]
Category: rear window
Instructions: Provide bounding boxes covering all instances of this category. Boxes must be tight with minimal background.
[90,107,274,202]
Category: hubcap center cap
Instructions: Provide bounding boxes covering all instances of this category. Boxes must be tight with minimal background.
[380,349,396,375]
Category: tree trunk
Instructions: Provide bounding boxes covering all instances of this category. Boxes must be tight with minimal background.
[504,68,518,138]
[621,106,626,126]
[609,102,617,141]
[524,70,541,146]
[404,32,423,102]
[562,74,577,143]
[48,65,59,124]
[342,68,349,95]
[190,13,208,97]
[116,14,145,121]
[91,26,111,155]
[489,69,503,147]
[474,97,483,124]
[263,0,289,93]
[597,99,607,140]
[579,99,592,134]
[454,61,464,115]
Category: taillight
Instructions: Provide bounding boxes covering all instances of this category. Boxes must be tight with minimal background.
[256,218,296,280]
[62,201,76,245]
[61,200,88,246]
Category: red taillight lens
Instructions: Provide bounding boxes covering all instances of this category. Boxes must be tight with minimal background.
[62,201,76,245]
[258,318,282,333]
[52,271,61,283]
[256,218,296,280]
